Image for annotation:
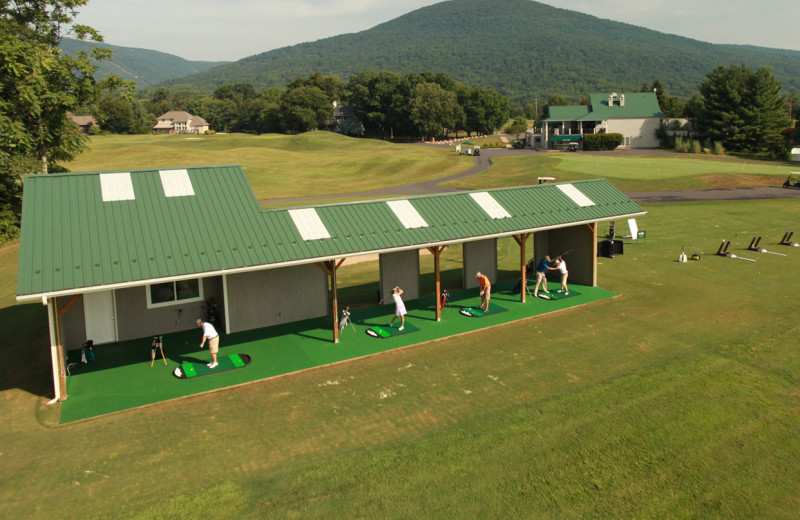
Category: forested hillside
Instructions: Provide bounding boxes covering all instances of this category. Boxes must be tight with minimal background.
[159,0,800,103]
[60,38,228,88]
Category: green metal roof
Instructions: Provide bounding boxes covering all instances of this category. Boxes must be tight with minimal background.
[546,105,590,121]
[546,92,666,122]
[550,135,583,142]
[17,164,645,300]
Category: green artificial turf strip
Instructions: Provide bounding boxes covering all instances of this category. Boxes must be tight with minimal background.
[59,281,616,422]
[458,303,508,317]
[178,354,249,378]
[536,289,580,300]
[366,322,420,338]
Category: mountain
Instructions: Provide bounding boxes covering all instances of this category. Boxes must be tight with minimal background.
[158,0,800,103]
[60,38,229,88]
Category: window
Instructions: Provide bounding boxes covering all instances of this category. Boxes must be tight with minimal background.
[147,279,203,308]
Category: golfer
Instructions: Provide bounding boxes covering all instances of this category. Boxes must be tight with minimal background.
[389,286,406,331]
[476,272,491,311]
[532,255,551,297]
[197,318,220,368]
[550,256,569,295]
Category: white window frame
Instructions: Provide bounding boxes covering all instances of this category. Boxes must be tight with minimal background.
[146,278,204,309]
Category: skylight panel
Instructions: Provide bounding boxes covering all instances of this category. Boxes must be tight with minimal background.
[99,172,135,201]
[557,184,595,207]
[289,208,331,241]
[159,169,195,197]
[470,192,511,219]
[387,200,428,229]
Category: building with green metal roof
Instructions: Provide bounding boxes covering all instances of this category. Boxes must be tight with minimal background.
[544,92,666,149]
[17,164,645,402]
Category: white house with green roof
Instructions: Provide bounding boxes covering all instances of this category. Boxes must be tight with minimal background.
[544,92,666,149]
[16,164,645,402]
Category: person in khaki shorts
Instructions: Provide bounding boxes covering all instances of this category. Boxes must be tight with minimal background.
[197,318,220,368]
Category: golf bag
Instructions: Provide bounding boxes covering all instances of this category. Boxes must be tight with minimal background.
[206,297,218,325]
[82,340,94,363]
[440,289,450,310]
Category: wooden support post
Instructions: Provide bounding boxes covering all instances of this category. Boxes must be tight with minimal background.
[513,233,532,302]
[316,259,346,343]
[426,245,448,321]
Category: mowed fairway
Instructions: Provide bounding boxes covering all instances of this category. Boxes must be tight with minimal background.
[3,135,800,519]
[443,152,795,192]
[68,132,468,200]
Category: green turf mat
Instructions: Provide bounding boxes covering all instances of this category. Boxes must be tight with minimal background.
[60,282,618,423]
[175,354,251,379]
[536,290,581,301]
[366,322,420,338]
[459,303,507,317]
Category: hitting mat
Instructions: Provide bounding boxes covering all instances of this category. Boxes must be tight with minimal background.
[536,290,580,301]
[459,303,508,317]
[173,353,251,379]
[366,323,420,338]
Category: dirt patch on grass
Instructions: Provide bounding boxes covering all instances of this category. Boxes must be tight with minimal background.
[699,174,784,189]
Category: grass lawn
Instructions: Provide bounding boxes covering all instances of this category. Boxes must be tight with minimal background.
[3,134,800,518]
[67,132,469,200]
[442,153,796,192]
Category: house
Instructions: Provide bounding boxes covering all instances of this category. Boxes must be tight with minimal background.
[67,112,98,133]
[331,104,364,136]
[543,92,666,149]
[153,111,210,134]
[16,165,645,402]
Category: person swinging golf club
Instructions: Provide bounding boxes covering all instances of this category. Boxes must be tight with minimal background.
[197,318,220,368]
[388,286,406,331]
[476,272,491,312]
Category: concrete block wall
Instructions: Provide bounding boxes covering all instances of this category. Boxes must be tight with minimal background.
[379,250,420,303]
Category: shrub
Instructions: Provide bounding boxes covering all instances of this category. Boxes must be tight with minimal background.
[583,133,623,151]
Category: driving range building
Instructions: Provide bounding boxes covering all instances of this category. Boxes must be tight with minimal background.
[16,164,645,401]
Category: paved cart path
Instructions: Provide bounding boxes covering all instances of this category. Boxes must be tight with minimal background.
[259,147,800,205]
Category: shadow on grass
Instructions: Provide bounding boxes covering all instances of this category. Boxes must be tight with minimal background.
[0,303,52,397]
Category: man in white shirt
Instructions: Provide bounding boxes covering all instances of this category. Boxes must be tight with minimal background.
[197,318,220,368]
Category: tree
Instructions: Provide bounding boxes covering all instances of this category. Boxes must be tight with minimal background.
[97,94,133,133]
[279,85,333,134]
[504,116,529,139]
[694,64,790,154]
[345,70,402,139]
[1,0,127,242]
[408,82,461,140]
[460,86,509,136]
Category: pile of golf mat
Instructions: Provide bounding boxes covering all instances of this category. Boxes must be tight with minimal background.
[173,353,251,379]
[459,303,507,317]
[366,322,419,338]
[536,290,580,300]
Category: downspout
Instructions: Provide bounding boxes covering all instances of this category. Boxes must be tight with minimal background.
[45,297,63,404]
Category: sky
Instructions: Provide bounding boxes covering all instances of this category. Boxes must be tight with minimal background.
[72,0,800,62]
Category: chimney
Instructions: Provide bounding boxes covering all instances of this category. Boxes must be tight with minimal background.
[620,94,625,106]
[608,94,614,106]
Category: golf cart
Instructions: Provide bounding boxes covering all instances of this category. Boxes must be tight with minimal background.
[783,172,800,189]
[567,142,579,152]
